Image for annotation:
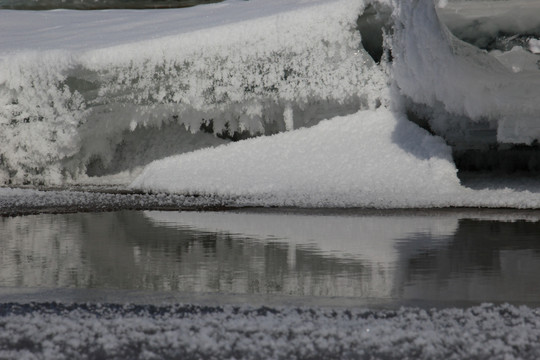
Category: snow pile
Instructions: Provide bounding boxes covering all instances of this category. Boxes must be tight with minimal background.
[128,105,540,208]
[0,0,386,185]
[131,108,461,207]
[1,302,540,360]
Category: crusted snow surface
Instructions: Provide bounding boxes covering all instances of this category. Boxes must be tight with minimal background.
[0,0,385,185]
[1,302,540,360]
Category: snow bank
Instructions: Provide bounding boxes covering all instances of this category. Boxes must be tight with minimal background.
[2,0,540,209]
[1,302,540,360]
[131,108,462,207]
[0,0,386,185]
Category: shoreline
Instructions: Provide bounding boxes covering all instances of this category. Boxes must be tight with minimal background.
[3,186,540,216]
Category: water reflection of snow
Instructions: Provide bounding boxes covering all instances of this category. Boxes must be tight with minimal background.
[3,210,540,303]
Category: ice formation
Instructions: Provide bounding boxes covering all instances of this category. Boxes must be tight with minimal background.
[393,0,540,146]
[1,0,540,208]
[0,0,385,185]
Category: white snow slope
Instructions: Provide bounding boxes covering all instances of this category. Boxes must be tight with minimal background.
[1,0,540,208]
[132,108,462,207]
[131,108,540,208]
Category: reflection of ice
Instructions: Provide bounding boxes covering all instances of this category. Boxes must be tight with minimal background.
[4,210,540,302]
[144,211,457,261]
[144,210,459,297]
[145,210,540,300]
[0,215,90,287]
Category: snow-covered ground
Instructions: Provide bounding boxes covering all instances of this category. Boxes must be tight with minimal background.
[1,302,540,360]
[1,0,540,209]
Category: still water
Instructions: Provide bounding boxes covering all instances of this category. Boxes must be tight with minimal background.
[2,209,540,306]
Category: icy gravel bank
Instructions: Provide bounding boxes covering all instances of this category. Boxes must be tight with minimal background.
[1,302,539,360]
[5,183,540,215]
[0,187,239,215]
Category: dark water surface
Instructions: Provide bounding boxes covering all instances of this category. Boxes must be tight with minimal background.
[1,209,540,307]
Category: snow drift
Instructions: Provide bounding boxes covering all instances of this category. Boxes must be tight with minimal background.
[131,108,461,207]
[130,107,540,208]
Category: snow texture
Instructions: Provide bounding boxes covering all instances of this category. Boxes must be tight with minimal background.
[1,302,540,360]
[0,187,230,215]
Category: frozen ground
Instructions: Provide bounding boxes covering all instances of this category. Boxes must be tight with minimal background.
[0,187,238,215]
[0,302,539,360]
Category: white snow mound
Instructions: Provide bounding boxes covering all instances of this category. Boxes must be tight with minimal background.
[131,108,461,207]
